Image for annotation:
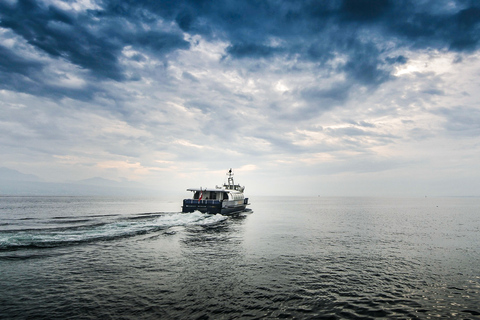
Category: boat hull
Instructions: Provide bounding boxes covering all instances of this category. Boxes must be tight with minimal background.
[182,199,246,215]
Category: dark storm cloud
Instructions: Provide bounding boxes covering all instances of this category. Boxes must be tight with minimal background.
[0,0,123,80]
[339,0,391,22]
[164,0,480,83]
[1,0,480,101]
[177,2,475,62]
[390,4,480,52]
[0,44,99,100]
[0,0,189,85]
[226,42,282,59]
[0,44,44,77]
[385,55,408,65]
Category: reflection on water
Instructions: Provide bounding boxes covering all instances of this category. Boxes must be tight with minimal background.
[1,196,479,319]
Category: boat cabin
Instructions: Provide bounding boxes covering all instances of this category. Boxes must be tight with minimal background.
[190,189,244,201]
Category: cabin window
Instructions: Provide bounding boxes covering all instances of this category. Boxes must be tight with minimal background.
[223,193,228,200]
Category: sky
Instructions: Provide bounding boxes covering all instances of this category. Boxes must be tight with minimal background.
[1,0,480,197]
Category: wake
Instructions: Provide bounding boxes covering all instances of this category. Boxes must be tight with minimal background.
[0,211,227,251]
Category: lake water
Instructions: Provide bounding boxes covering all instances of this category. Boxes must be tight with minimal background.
[1,196,479,319]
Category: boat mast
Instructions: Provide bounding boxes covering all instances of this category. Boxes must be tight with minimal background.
[226,168,234,189]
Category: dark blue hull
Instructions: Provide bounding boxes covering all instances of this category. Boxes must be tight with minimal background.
[182,199,247,215]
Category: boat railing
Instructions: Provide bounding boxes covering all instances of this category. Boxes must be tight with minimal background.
[184,199,221,205]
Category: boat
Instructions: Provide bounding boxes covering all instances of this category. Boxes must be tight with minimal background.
[182,169,249,215]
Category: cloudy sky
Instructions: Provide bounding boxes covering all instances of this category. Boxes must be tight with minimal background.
[1,0,480,197]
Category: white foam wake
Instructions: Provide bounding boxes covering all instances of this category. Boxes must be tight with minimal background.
[155,211,228,226]
[0,212,228,250]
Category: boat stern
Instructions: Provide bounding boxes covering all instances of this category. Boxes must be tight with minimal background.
[182,199,222,214]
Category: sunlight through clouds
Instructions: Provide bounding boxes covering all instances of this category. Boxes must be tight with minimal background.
[394,51,458,77]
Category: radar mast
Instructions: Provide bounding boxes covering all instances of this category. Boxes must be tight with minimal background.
[226,168,234,189]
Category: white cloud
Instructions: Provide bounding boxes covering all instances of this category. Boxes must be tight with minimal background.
[394,51,458,77]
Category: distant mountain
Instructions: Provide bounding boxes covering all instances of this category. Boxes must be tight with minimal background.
[0,167,42,182]
[0,168,157,196]
[77,177,144,188]
[78,177,126,187]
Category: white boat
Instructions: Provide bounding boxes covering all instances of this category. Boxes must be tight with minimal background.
[182,169,249,215]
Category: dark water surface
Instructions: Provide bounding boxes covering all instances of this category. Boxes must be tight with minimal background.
[1,196,479,319]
